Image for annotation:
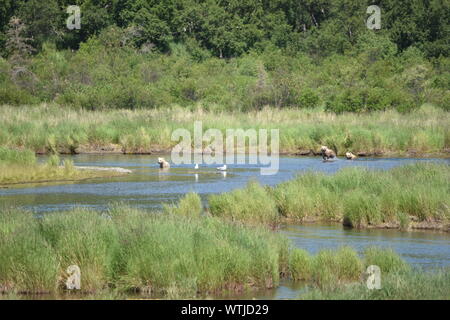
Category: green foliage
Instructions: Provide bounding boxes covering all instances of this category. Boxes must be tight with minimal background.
[0,146,35,165]
[46,154,60,167]
[0,0,448,59]
[312,247,363,289]
[0,205,290,296]
[211,163,450,229]
[209,180,279,226]
[39,209,121,292]
[0,209,59,293]
[364,247,410,274]
[163,192,203,218]
[0,1,448,112]
[289,248,313,281]
[302,269,450,300]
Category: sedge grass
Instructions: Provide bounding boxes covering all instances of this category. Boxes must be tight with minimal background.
[209,163,450,230]
[1,202,440,300]
[0,103,448,155]
[0,150,128,185]
[0,204,289,296]
[301,269,450,300]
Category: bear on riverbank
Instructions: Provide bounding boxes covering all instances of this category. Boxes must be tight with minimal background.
[158,157,170,168]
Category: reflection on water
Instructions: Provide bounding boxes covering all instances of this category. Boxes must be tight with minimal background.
[0,154,448,300]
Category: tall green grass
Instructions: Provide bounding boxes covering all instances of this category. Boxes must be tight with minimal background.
[363,247,411,274]
[0,204,290,297]
[0,104,448,155]
[39,209,121,292]
[0,195,415,296]
[209,163,450,230]
[311,247,364,289]
[301,270,450,300]
[163,192,203,218]
[209,180,279,226]
[2,202,439,299]
[0,148,127,185]
[0,209,59,293]
[0,147,36,165]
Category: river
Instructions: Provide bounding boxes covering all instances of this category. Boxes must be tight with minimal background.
[1,154,448,299]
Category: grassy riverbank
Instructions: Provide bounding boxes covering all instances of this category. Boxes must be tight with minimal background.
[209,163,450,231]
[0,205,289,296]
[0,147,128,186]
[0,104,449,156]
[0,202,430,299]
[302,269,450,300]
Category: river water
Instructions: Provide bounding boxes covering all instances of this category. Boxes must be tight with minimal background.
[1,155,448,299]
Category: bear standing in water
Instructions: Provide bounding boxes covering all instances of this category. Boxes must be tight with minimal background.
[345,152,357,160]
[158,157,170,168]
[321,146,336,161]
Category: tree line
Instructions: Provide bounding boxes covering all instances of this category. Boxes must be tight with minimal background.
[1,0,448,58]
[0,0,448,112]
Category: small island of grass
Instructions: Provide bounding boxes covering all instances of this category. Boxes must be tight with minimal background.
[0,147,131,187]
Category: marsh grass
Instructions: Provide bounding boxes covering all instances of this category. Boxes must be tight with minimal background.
[301,269,450,300]
[0,147,35,165]
[363,247,411,274]
[0,209,59,294]
[0,149,127,185]
[0,104,448,155]
[211,163,449,229]
[288,249,313,281]
[311,247,364,289]
[163,192,203,217]
[38,209,121,293]
[0,205,290,297]
[209,180,279,226]
[1,203,433,300]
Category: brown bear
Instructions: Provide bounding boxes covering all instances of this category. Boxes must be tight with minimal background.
[158,157,170,168]
[345,152,357,160]
[321,146,336,161]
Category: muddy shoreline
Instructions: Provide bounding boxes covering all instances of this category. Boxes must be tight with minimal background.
[35,144,450,159]
[283,217,450,233]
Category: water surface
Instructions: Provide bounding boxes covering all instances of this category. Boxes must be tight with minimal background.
[1,154,447,213]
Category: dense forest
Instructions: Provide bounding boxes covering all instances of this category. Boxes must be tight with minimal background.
[0,0,449,112]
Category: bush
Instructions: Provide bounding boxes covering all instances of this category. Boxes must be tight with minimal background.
[296,88,320,109]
